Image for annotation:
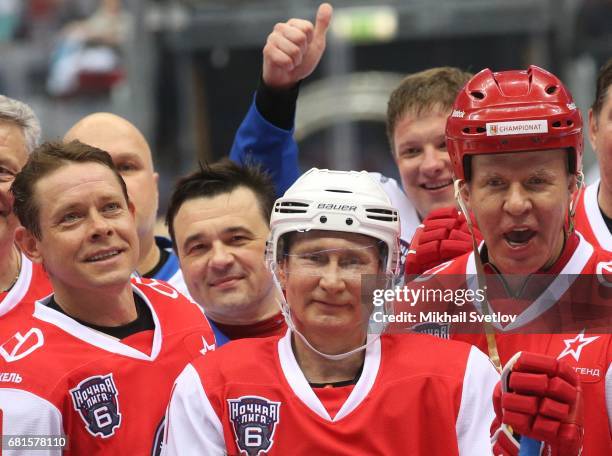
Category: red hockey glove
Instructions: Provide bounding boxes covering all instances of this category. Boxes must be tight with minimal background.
[491,352,584,456]
[405,207,482,276]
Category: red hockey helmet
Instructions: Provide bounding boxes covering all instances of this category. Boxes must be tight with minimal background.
[446,66,583,181]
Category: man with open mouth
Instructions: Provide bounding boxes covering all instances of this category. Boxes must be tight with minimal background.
[413,66,612,455]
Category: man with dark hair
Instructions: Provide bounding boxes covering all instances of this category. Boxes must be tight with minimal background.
[0,141,216,454]
[64,112,190,297]
[0,95,50,318]
[166,159,285,344]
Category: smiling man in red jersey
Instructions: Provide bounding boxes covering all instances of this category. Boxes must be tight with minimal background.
[0,141,216,455]
[163,169,498,456]
[165,160,286,344]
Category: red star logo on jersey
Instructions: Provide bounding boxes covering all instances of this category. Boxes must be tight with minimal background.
[557,332,599,362]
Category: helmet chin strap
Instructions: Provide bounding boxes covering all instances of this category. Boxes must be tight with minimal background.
[269,269,382,362]
[567,171,585,234]
[454,179,502,373]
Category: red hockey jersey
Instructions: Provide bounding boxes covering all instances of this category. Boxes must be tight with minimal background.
[411,234,612,454]
[0,253,51,318]
[163,331,499,455]
[0,277,216,455]
[574,181,612,251]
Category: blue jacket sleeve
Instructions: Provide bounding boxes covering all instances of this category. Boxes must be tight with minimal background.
[229,93,300,196]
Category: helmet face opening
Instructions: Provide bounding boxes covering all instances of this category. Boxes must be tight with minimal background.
[446,66,583,182]
[276,230,389,279]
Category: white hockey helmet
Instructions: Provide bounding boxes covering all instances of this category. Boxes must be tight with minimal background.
[266,168,400,276]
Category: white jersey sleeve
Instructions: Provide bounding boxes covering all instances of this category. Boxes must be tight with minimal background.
[162,364,225,456]
[0,388,63,455]
[455,346,498,456]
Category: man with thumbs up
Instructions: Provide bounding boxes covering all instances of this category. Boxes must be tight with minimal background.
[230,3,471,267]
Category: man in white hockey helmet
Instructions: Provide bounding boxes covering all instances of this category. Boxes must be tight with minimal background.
[163,168,498,455]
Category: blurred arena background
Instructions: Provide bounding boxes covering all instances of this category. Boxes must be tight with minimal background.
[1,0,610,215]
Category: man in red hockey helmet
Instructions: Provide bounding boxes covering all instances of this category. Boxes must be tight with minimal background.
[406,59,612,275]
[408,66,611,455]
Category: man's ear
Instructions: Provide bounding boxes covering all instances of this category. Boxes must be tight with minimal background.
[14,226,43,264]
[588,108,599,153]
[459,180,472,210]
[277,261,288,290]
[568,173,578,195]
[128,200,136,218]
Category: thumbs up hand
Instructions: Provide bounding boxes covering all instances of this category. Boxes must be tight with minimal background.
[262,3,333,89]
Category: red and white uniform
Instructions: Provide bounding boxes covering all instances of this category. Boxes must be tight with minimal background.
[417,234,612,454]
[163,331,498,456]
[574,180,612,251]
[0,278,216,455]
[0,252,51,318]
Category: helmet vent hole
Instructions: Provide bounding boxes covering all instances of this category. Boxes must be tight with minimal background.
[320,216,327,224]
[476,127,486,133]
[552,121,561,128]
[462,127,470,133]
[545,85,557,95]
[366,208,398,222]
[566,120,573,126]
[325,189,352,193]
[275,201,309,213]
[470,91,485,100]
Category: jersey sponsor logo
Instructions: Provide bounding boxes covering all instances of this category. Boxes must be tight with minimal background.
[572,365,603,383]
[0,372,22,383]
[410,322,450,339]
[0,328,44,362]
[486,120,548,136]
[70,373,122,438]
[228,396,281,456]
[557,332,600,362]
